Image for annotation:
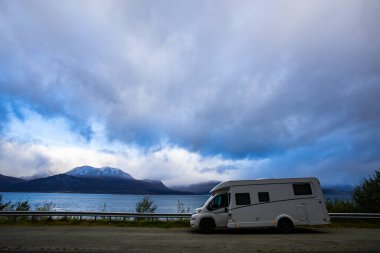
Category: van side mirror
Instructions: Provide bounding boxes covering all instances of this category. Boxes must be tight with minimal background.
[207,204,212,211]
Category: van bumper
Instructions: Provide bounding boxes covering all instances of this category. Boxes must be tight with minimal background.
[190,214,199,228]
[227,220,237,228]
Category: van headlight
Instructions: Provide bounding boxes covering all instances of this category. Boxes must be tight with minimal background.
[192,208,202,214]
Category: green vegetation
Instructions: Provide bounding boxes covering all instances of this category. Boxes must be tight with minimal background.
[34,202,55,211]
[176,200,190,213]
[325,198,357,213]
[177,200,185,213]
[101,203,107,212]
[0,195,12,211]
[0,195,55,211]
[0,217,190,228]
[0,196,31,211]
[326,169,380,213]
[135,196,157,213]
[320,220,380,229]
[352,170,380,212]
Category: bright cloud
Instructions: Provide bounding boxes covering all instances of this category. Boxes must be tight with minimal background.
[0,107,256,185]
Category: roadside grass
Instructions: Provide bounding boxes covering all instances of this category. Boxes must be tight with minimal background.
[318,219,380,229]
[0,217,190,228]
[1,217,379,229]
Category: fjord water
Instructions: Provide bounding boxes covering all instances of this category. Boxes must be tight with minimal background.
[1,191,351,213]
[0,192,210,213]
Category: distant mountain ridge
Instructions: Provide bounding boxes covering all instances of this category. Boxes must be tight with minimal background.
[2,174,184,195]
[172,181,221,194]
[0,166,188,195]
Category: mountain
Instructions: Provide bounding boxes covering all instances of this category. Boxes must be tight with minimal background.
[0,174,25,191]
[21,170,54,180]
[322,184,354,193]
[0,166,189,194]
[322,185,354,199]
[172,181,221,194]
[5,174,184,194]
[65,166,134,179]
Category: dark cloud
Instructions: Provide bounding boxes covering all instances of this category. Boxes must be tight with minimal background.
[0,0,379,183]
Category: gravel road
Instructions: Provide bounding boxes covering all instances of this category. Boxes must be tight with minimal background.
[0,226,379,253]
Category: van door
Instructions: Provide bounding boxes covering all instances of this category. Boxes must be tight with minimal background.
[207,193,229,227]
[296,202,309,222]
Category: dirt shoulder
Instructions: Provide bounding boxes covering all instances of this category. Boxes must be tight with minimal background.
[0,226,379,253]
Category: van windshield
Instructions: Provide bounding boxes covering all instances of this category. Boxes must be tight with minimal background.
[202,195,214,208]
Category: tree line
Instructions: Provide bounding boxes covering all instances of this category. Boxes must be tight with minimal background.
[326,169,380,213]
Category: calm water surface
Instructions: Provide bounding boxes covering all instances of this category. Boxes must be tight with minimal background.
[0,192,210,213]
[0,191,351,213]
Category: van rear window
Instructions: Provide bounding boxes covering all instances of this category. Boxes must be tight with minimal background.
[293,183,312,195]
[235,193,251,205]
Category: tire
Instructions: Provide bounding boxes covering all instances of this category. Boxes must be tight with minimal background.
[200,219,215,234]
[277,218,294,234]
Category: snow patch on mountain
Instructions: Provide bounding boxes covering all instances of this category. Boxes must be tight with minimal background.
[65,166,134,179]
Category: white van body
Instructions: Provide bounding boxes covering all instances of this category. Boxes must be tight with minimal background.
[190,177,330,233]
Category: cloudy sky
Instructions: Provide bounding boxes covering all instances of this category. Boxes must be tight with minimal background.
[0,0,379,186]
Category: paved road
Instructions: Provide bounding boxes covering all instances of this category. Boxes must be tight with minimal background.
[0,226,379,253]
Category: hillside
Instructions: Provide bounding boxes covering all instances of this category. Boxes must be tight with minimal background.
[0,166,190,195]
[0,174,26,191]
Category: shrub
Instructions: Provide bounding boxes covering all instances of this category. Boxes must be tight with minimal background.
[35,202,55,211]
[1,195,54,212]
[0,195,12,211]
[135,196,157,213]
[325,198,357,213]
[177,200,185,213]
[101,203,107,212]
[352,169,380,212]
[15,200,31,211]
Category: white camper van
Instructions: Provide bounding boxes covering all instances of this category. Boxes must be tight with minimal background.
[190,177,330,233]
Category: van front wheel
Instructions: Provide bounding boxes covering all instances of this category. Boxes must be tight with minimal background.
[277,218,294,234]
[200,219,215,234]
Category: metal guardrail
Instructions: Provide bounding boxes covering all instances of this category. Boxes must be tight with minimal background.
[0,211,379,220]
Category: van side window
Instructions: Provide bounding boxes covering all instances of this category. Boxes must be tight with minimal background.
[235,193,251,205]
[258,192,270,202]
[293,183,312,195]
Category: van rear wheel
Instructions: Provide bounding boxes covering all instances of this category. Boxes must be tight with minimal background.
[277,218,294,234]
[200,219,215,234]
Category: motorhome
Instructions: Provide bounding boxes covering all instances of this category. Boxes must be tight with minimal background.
[190,177,330,233]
